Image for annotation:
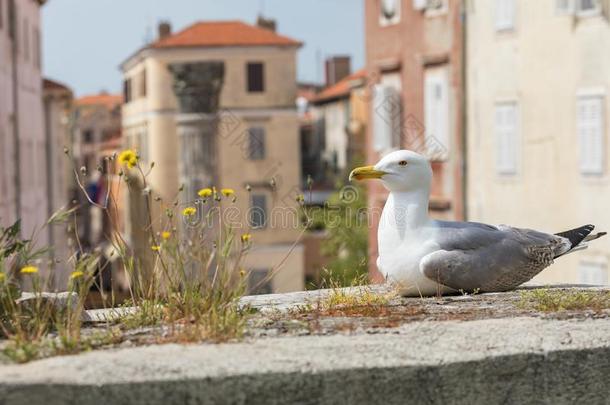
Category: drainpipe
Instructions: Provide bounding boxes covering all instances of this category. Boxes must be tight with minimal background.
[43,95,55,253]
[9,0,21,226]
[460,1,468,221]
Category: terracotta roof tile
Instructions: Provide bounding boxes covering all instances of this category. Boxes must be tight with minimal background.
[151,20,302,48]
[314,69,368,103]
[43,78,71,93]
[76,93,123,109]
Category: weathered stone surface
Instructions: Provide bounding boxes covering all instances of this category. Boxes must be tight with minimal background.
[0,316,609,404]
[1,286,609,404]
[16,292,79,312]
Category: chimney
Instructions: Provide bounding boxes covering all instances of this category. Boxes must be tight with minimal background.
[158,21,172,40]
[256,15,277,32]
[325,56,351,87]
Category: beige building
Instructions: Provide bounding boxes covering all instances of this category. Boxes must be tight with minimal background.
[311,67,368,182]
[120,20,304,293]
[467,0,610,285]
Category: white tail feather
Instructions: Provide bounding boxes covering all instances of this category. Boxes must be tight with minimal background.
[561,242,589,257]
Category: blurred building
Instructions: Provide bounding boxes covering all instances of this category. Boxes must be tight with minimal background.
[466,0,609,285]
[120,19,304,293]
[0,0,46,239]
[311,66,368,183]
[296,59,371,287]
[364,0,465,280]
[42,78,73,287]
[72,92,123,250]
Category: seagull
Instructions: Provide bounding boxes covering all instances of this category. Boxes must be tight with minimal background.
[349,150,606,296]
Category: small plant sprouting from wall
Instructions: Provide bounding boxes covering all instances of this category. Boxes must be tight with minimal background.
[0,148,308,362]
[518,288,610,312]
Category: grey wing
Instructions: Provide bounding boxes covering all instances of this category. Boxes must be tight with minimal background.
[420,222,571,292]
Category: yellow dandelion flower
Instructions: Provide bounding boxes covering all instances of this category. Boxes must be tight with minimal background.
[118,149,138,169]
[198,188,213,198]
[221,188,235,197]
[161,231,171,240]
[20,266,38,275]
[241,233,252,243]
[0,273,6,282]
[151,245,161,252]
[70,270,84,280]
[182,207,197,217]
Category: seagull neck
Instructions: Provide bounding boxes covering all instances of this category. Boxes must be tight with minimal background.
[388,189,430,229]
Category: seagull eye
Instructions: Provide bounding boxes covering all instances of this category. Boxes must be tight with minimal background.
[398,160,408,166]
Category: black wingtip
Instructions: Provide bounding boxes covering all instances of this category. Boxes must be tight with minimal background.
[555,224,595,248]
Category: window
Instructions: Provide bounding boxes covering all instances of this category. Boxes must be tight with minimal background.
[495,0,515,31]
[380,0,401,26]
[424,67,450,157]
[123,78,132,103]
[137,130,148,163]
[579,261,608,285]
[495,102,519,175]
[139,69,147,98]
[576,0,601,16]
[556,0,575,14]
[246,62,264,93]
[248,269,273,295]
[248,127,265,160]
[83,129,94,144]
[250,194,267,229]
[373,72,402,152]
[413,0,426,10]
[8,0,15,41]
[33,27,40,68]
[577,94,604,175]
[425,0,448,16]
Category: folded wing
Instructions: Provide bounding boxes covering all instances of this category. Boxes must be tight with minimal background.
[420,222,572,292]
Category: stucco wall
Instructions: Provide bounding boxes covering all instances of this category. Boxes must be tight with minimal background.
[0,0,47,244]
[467,0,610,284]
[121,42,303,293]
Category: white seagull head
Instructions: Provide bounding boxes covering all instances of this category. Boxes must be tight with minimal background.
[349,150,432,193]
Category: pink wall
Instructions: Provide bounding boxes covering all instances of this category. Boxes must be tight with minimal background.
[0,0,48,244]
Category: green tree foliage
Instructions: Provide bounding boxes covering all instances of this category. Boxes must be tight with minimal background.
[310,183,369,287]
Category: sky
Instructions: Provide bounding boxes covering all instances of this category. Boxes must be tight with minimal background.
[42,0,365,97]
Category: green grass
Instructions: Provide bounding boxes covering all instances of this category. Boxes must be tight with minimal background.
[518,289,610,312]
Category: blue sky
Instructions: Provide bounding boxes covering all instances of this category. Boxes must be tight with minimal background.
[42,0,364,97]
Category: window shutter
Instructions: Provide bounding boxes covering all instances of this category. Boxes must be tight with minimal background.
[424,68,450,157]
[578,95,604,175]
[495,102,518,174]
[413,0,427,10]
[495,0,515,31]
[373,84,397,152]
[250,195,267,229]
[247,62,265,93]
[248,127,265,160]
[556,0,575,14]
[576,0,602,14]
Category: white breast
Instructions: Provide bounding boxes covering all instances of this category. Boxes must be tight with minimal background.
[377,200,451,296]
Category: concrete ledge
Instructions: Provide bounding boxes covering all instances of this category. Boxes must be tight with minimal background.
[1,315,609,405]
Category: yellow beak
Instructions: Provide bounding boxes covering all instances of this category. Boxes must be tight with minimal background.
[349,165,387,181]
